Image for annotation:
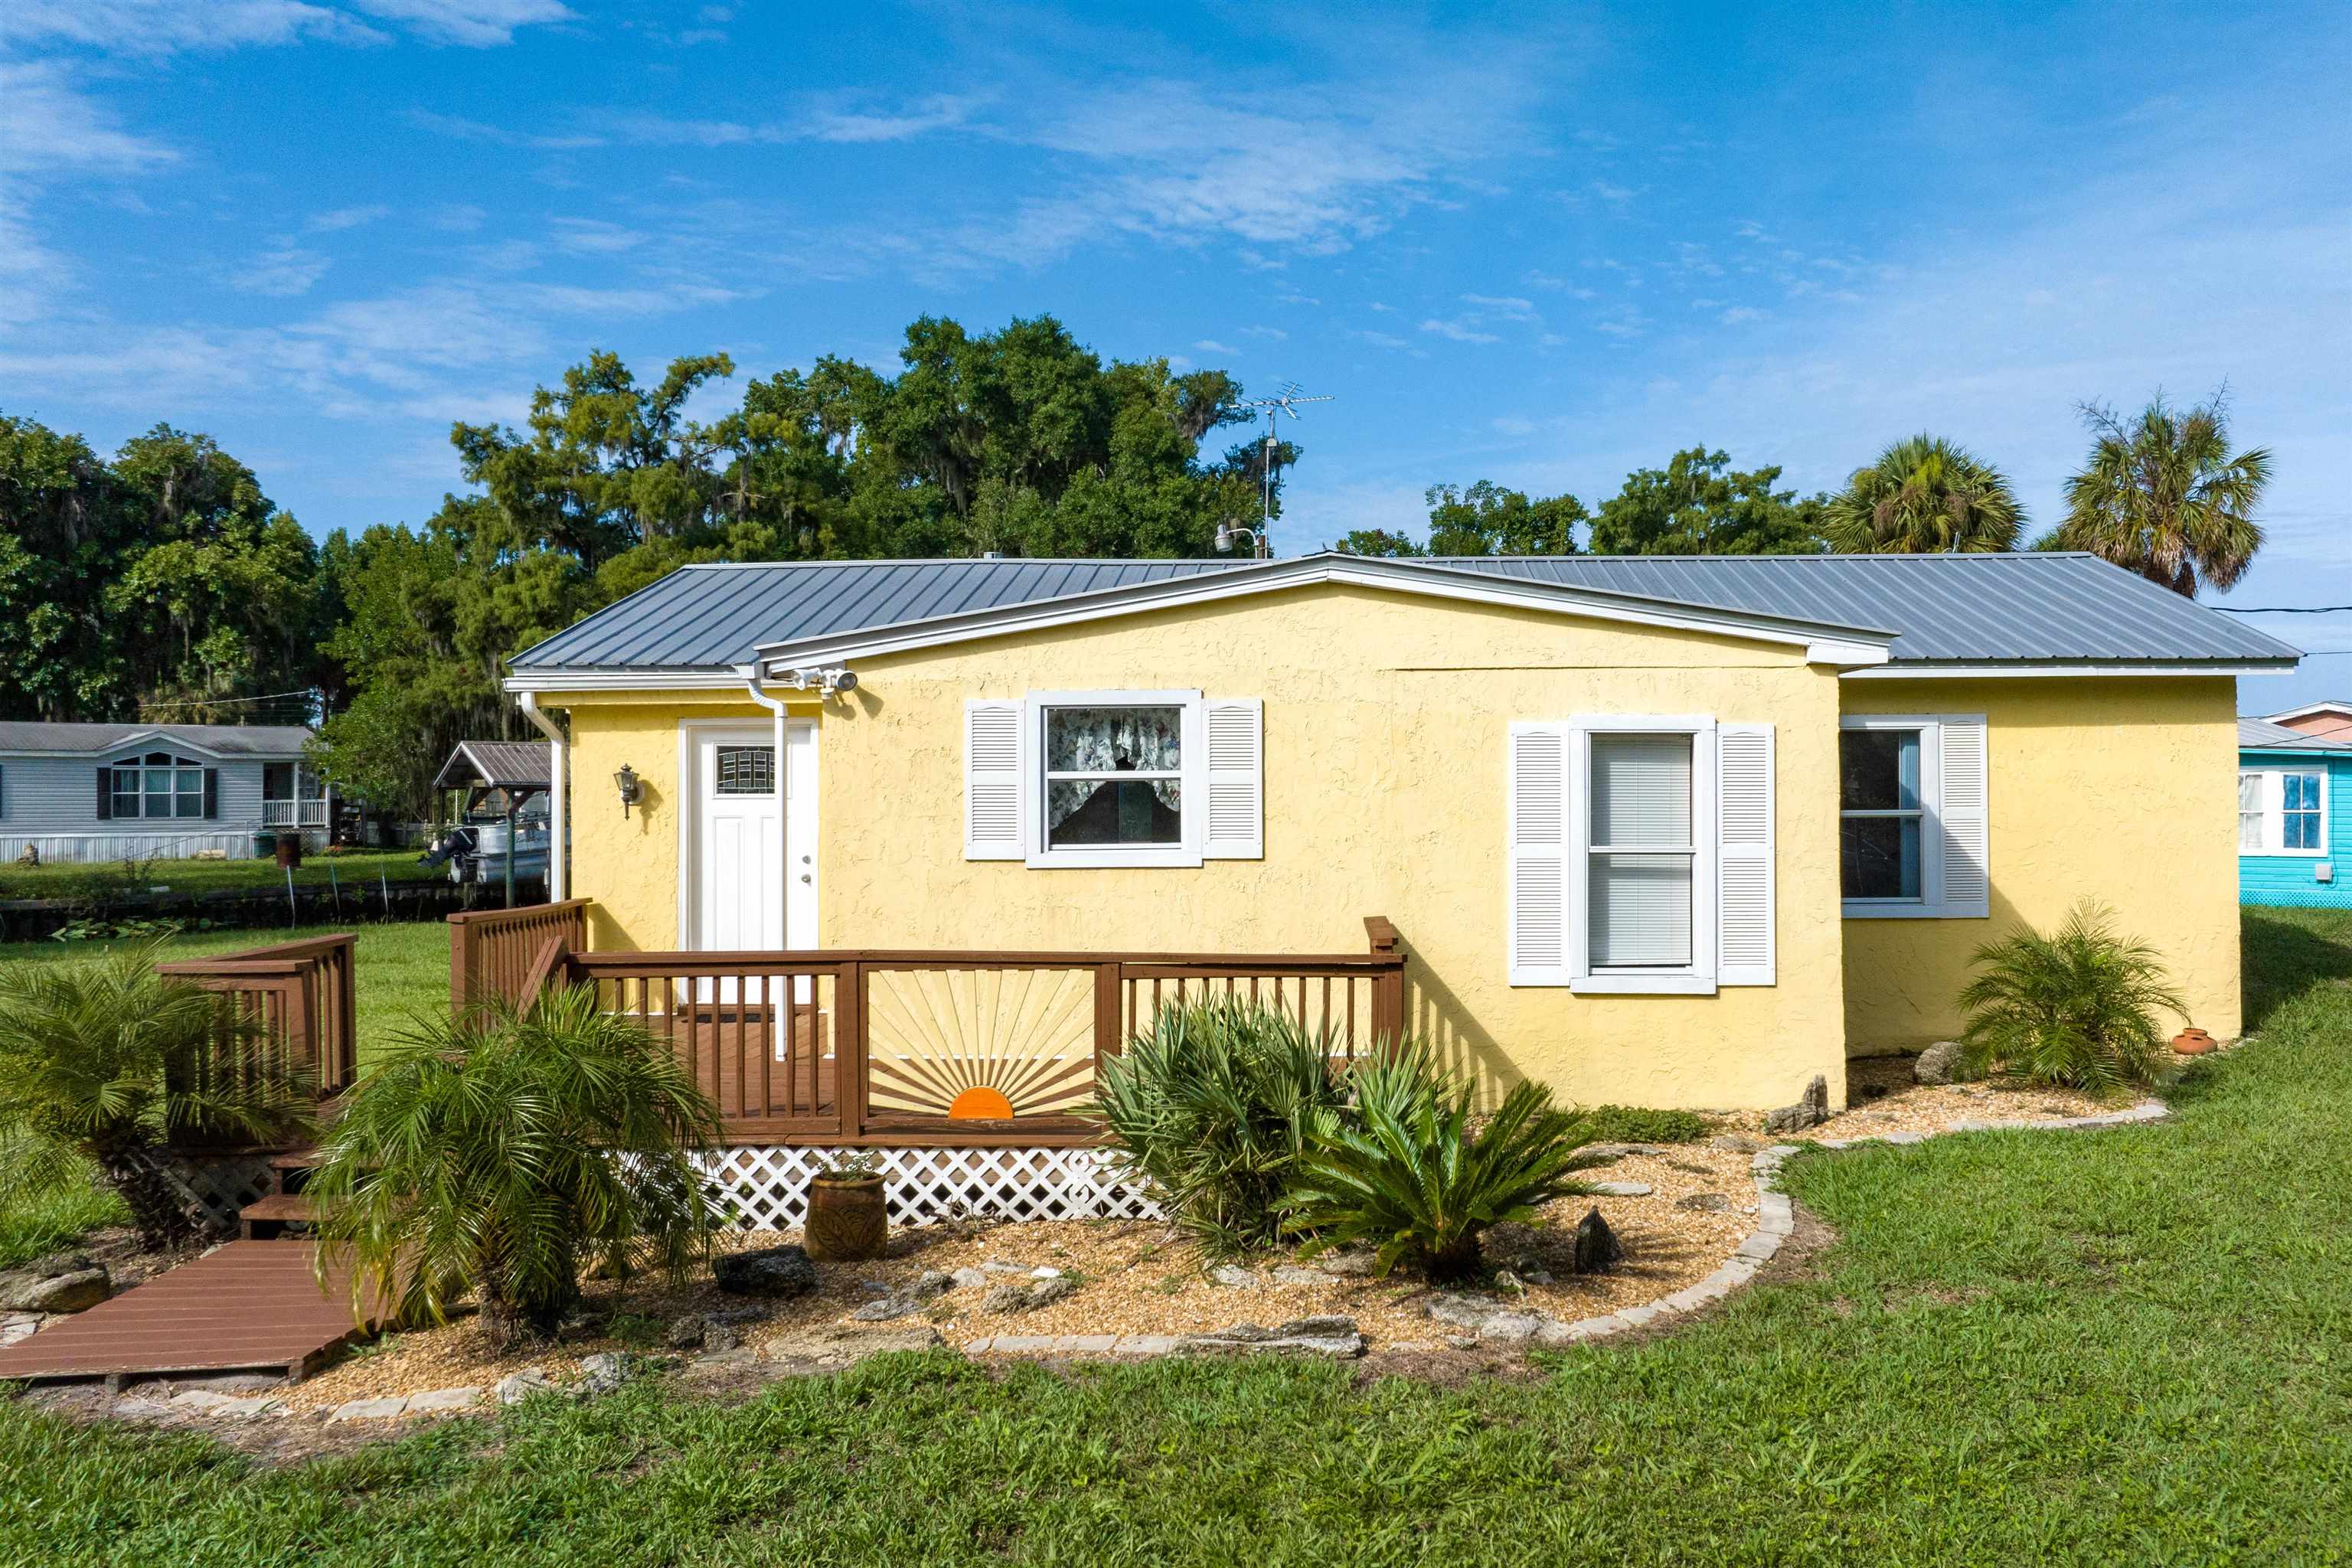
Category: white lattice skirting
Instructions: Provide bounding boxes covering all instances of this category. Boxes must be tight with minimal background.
[695,1146,1162,1231]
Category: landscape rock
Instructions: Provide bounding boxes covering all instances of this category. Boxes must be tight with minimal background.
[1675,1193,1734,1213]
[554,1305,610,1341]
[978,1273,1078,1315]
[1710,1133,1769,1153]
[328,1395,411,1422]
[665,1312,710,1350]
[1763,1074,1831,1135]
[763,1324,942,1364]
[1573,1207,1624,1274]
[1270,1266,1331,1286]
[949,1266,991,1290]
[495,1367,557,1404]
[577,1351,634,1396]
[1589,1181,1653,1197]
[213,1395,287,1419]
[690,1348,760,1373]
[979,1259,1031,1276]
[1208,1263,1259,1289]
[1472,1311,1550,1344]
[406,1386,482,1414]
[1027,1266,1063,1280]
[1583,1143,1665,1161]
[713,1244,820,1298]
[1425,1292,1509,1332]
[1314,1251,1378,1278]
[1518,1266,1557,1286]
[0,1256,111,1315]
[1178,1315,1365,1358]
[1913,1040,1974,1086]
[1,1312,42,1347]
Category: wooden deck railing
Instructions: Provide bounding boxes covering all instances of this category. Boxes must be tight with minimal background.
[447,898,590,1017]
[462,906,1408,1148]
[157,932,359,1100]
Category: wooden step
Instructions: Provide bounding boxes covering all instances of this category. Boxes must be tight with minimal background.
[268,1151,324,1173]
[239,1194,318,1240]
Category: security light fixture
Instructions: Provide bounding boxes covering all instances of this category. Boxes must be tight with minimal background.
[772,665,859,695]
[614,763,641,818]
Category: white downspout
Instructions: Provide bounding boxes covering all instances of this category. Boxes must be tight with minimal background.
[517,689,567,903]
[741,662,789,945]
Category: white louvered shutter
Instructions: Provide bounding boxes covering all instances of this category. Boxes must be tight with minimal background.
[1202,698,1263,860]
[1935,716,1989,917]
[965,700,1026,859]
[1716,723,1775,985]
[1508,725,1570,985]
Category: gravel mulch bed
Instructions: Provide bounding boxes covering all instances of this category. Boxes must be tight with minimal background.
[1814,1055,2138,1140]
[270,1138,1759,1408]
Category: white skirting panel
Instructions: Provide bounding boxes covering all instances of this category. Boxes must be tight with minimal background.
[0,831,276,864]
[696,1145,1161,1231]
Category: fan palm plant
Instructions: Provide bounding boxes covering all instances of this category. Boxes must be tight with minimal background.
[1093,998,1350,1256]
[1824,435,2023,554]
[2045,394,2270,596]
[310,985,722,1339]
[1956,903,2185,1093]
[1282,1047,1600,1282]
[0,940,314,1248]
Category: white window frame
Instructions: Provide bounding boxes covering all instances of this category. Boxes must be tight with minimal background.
[1838,717,1942,916]
[110,752,206,822]
[1838,714,1988,920]
[2239,766,2328,858]
[1024,690,1205,869]
[1570,715,1718,996]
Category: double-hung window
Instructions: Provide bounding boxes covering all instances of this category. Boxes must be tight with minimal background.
[963,691,1264,867]
[1509,714,1777,995]
[2239,767,2328,856]
[109,752,208,820]
[1838,715,1989,920]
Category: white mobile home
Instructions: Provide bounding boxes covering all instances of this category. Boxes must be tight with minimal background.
[0,723,329,864]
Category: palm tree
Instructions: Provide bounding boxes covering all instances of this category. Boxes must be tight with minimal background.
[1824,435,2023,554]
[0,941,315,1248]
[310,985,722,1339]
[2046,393,2269,596]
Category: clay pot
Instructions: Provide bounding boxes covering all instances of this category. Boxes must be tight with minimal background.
[803,1173,887,1261]
[2171,1027,2216,1056]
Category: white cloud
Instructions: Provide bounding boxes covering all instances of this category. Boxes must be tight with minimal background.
[550,217,646,254]
[1720,305,1763,325]
[1241,326,1288,340]
[404,109,605,149]
[428,203,486,230]
[5,1,369,54]
[0,61,178,175]
[1351,329,1410,349]
[1419,318,1499,344]
[1193,339,1240,356]
[234,246,331,296]
[348,0,574,47]
[307,204,390,232]
[802,92,984,144]
[1461,292,1535,318]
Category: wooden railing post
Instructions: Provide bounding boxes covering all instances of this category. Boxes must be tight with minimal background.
[837,959,866,1142]
[1364,915,1404,1051]
[1093,959,1123,1070]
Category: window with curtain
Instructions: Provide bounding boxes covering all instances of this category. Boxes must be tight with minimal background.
[1588,732,1694,968]
[1042,704,1183,848]
[111,753,204,820]
[1840,728,1924,900]
[2239,771,2265,849]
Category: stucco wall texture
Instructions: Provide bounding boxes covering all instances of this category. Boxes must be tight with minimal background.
[1839,676,2242,1050]
[550,587,2242,1111]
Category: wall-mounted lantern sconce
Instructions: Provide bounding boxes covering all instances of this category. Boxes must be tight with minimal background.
[614,763,642,818]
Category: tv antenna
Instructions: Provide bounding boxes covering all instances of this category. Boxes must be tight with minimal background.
[1217,382,1332,557]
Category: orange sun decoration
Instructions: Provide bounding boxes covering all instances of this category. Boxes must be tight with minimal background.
[947,1086,1016,1120]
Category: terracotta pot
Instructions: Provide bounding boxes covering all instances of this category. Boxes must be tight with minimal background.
[2171,1027,2216,1056]
[803,1173,887,1261]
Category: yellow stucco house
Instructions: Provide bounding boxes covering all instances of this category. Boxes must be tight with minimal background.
[501,550,2295,1138]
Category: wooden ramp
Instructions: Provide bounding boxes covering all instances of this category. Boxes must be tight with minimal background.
[0,1241,371,1387]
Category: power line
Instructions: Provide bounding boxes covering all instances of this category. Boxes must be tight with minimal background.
[2209,605,2352,615]
[135,688,318,711]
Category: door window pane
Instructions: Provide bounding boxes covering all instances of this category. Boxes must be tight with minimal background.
[714,746,775,795]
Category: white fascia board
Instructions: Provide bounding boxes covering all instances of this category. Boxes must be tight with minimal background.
[1845,659,2300,680]
[2265,700,2352,723]
[502,670,756,694]
[752,556,1895,671]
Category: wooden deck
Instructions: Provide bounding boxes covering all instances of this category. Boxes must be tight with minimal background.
[0,1242,373,1387]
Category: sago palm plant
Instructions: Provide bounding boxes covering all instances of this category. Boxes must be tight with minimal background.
[1282,1047,1600,1283]
[311,985,722,1339]
[1824,434,2023,554]
[0,939,314,1248]
[1956,903,2185,1093]
[1093,998,1350,1256]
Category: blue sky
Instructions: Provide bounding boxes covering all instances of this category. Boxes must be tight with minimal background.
[4,1,2347,710]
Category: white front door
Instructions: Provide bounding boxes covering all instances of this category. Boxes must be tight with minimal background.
[693,723,816,970]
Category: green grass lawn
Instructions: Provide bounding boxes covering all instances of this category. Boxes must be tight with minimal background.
[4,911,2350,1563]
[0,922,450,1267]
[0,848,446,903]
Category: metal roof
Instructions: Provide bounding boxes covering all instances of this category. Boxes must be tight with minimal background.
[2239,717,2352,753]
[0,721,313,756]
[507,552,2300,673]
[435,740,552,791]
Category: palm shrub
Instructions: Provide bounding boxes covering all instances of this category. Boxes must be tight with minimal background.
[0,939,314,1249]
[1282,1047,1601,1282]
[1093,998,1350,1256]
[311,985,723,1339]
[1956,903,2185,1092]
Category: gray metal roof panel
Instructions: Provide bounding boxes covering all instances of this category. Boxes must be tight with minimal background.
[508,552,2301,672]
[0,721,314,756]
[436,740,552,789]
[2239,717,2352,753]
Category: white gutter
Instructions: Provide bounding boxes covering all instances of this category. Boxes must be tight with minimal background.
[741,665,790,944]
[516,690,567,901]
